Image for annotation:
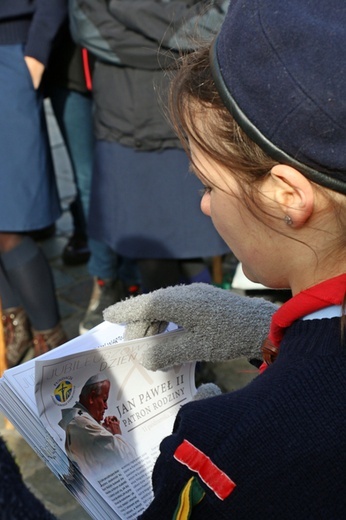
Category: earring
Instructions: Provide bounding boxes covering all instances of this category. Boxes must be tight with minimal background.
[284,215,293,226]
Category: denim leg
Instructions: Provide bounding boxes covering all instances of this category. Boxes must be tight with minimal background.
[88,239,140,285]
[87,239,119,280]
[118,256,141,285]
[50,87,94,233]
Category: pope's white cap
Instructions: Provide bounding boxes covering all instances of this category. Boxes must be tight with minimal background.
[83,373,109,387]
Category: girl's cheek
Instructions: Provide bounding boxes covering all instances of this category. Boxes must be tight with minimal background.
[200,193,211,216]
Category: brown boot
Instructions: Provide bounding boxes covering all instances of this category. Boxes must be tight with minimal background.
[2,306,33,368]
[32,322,68,357]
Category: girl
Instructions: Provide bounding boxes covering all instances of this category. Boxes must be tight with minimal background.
[106,0,346,517]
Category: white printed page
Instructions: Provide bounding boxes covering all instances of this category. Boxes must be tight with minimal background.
[34,322,196,519]
[1,321,127,414]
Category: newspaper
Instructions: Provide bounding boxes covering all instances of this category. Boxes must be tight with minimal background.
[0,321,196,520]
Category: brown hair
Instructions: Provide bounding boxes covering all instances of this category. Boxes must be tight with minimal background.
[168,45,288,231]
[169,46,278,194]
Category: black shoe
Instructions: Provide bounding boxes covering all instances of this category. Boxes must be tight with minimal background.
[28,224,56,241]
[62,234,90,266]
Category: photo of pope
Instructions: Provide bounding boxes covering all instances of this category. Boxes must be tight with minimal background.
[59,374,136,477]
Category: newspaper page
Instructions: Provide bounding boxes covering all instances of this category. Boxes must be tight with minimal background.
[34,321,196,520]
[0,321,138,519]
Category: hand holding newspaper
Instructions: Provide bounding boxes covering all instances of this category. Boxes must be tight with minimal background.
[0,321,196,520]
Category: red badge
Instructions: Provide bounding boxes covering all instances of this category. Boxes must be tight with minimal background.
[174,439,236,500]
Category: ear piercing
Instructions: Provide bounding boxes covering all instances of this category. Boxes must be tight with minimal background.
[284,215,293,226]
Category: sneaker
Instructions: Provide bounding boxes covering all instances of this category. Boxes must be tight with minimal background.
[2,306,33,368]
[62,233,90,266]
[32,322,68,357]
[79,278,127,334]
[126,284,141,298]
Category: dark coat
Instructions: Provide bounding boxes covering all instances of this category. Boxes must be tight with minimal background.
[0,0,67,67]
[140,317,346,518]
[0,436,56,520]
[69,0,229,151]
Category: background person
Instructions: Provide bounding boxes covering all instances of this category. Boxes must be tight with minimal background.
[68,0,230,334]
[45,20,94,267]
[45,17,140,331]
[0,0,68,367]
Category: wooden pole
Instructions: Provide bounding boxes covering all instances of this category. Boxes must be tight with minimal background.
[0,299,6,376]
[212,256,223,285]
[0,300,13,429]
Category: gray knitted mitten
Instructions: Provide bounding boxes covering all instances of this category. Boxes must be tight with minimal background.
[103,283,277,371]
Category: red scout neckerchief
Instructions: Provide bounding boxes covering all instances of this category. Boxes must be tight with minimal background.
[260,273,346,372]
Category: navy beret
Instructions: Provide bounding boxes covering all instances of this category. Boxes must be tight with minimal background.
[210,0,346,194]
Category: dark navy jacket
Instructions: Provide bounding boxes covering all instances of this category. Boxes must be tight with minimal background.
[141,317,346,518]
[0,0,67,66]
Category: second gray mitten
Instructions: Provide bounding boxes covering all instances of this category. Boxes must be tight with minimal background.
[103,283,277,370]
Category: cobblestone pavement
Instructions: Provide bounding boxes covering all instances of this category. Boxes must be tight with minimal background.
[0,101,263,519]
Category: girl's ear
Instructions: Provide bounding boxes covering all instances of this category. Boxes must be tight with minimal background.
[269,164,315,228]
